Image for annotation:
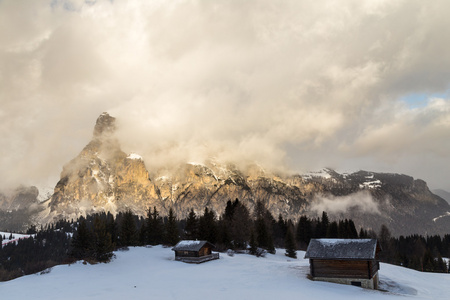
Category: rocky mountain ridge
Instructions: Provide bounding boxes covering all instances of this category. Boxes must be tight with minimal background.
[1,112,450,236]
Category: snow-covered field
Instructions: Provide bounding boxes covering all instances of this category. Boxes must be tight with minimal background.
[0,232,33,247]
[1,246,449,299]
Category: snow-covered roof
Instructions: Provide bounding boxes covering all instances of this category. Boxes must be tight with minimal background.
[304,239,380,260]
[172,240,214,252]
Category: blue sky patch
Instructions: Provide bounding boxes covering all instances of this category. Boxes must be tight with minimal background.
[400,91,449,109]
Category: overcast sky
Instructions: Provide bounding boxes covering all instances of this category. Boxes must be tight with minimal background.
[1,0,449,192]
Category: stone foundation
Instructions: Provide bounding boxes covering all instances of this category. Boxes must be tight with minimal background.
[312,272,379,289]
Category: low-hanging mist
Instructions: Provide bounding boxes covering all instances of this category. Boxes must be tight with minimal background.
[310,191,381,215]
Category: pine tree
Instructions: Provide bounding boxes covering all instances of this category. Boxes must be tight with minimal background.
[26,225,37,234]
[230,202,251,249]
[119,210,137,247]
[296,216,312,250]
[217,218,231,249]
[379,224,392,261]
[285,226,297,259]
[184,208,198,240]
[337,220,346,238]
[435,254,448,272]
[359,227,368,238]
[253,200,275,253]
[198,207,218,244]
[224,200,235,221]
[422,249,435,272]
[274,214,288,247]
[105,212,118,246]
[255,217,275,253]
[138,222,147,245]
[379,224,391,244]
[320,211,329,237]
[220,201,234,249]
[146,207,163,245]
[92,215,114,262]
[249,230,257,255]
[164,208,179,246]
[326,221,338,238]
[70,219,93,260]
[348,219,358,238]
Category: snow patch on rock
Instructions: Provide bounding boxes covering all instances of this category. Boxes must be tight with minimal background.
[433,212,450,222]
[127,153,143,160]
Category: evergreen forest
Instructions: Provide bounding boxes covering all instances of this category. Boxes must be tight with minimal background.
[1,199,449,281]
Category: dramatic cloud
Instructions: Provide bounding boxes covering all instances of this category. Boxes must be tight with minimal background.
[0,0,449,191]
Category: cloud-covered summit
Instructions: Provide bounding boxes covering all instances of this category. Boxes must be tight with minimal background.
[0,0,449,191]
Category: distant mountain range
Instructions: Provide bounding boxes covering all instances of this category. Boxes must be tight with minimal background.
[433,189,450,204]
[1,113,449,236]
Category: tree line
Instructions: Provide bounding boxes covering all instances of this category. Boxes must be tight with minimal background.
[1,198,449,281]
[0,227,70,281]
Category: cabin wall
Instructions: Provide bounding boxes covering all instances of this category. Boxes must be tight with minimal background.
[199,246,212,257]
[309,259,380,290]
[175,250,198,258]
[311,259,373,279]
[369,260,380,278]
[175,246,212,258]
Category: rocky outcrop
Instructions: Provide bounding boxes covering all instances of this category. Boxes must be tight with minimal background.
[48,113,160,220]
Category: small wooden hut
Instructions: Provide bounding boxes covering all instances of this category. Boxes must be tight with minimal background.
[172,240,219,263]
[304,239,381,289]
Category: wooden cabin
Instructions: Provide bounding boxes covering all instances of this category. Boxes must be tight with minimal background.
[304,239,381,289]
[172,240,219,263]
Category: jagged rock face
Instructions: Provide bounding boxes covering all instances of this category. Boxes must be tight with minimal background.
[93,112,116,138]
[49,112,160,219]
[43,113,450,236]
[153,163,308,220]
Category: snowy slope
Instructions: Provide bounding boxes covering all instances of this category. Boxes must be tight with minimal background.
[0,231,33,247]
[1,246,449,300]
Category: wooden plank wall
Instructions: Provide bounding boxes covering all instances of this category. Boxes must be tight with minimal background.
[369,261,379,277]
[175,250,199,258]
[199,246,211,257]
[312,259,373,279]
